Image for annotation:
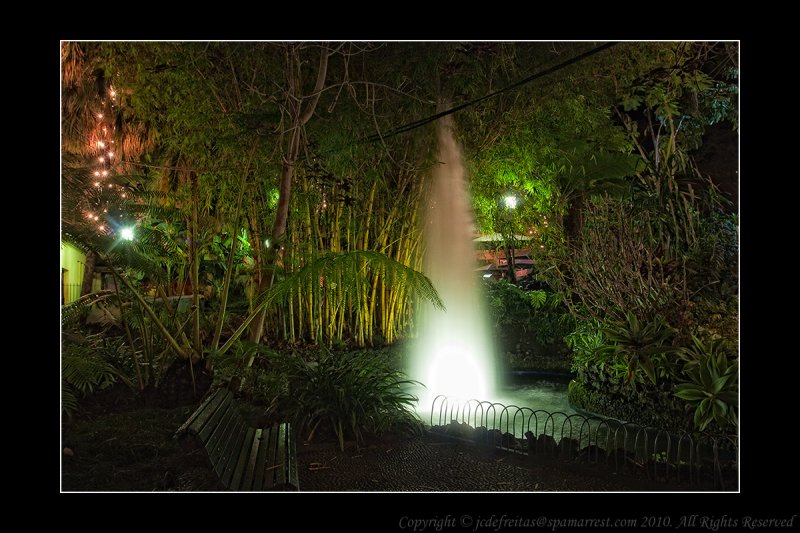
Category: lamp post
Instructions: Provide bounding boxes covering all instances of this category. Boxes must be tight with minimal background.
[501,195,518,284]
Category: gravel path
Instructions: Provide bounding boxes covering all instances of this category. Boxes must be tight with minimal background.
[296,432,679,492]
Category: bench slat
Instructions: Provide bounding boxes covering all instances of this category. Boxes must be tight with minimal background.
[214,416,244,478]
[229,427,256,491]
[206,405,239,467]
[274,423,287,488]
[286,423,299,490]
[219,421,249,488]
[187,389,232,436]
[174,388,225,437]
[241,428,263,491]
[262,424,279,490]
[198,401,234,443]
[252,426,272,491]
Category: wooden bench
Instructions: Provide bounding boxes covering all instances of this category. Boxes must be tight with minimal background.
[175,388,299,491]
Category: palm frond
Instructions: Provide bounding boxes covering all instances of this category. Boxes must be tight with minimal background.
[62,350,119,396]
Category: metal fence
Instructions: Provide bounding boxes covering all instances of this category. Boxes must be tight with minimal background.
[428,395,738,490]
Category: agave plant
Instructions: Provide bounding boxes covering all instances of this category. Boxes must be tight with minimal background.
[602,311,676,385]
[674,336,738,432]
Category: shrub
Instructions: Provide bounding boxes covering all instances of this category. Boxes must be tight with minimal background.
[484,279,573,363]
[275,349,422,450]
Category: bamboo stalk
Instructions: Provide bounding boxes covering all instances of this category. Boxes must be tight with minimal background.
[211,162,250,352]
[113,277,144,390]
[109,264,188,360]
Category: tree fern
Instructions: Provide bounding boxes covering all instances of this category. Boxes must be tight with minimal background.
[260,250,444,312]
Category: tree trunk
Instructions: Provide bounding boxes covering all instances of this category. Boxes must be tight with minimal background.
[564,192,585,247]
[80,251,96,296]
[249,44,329,343]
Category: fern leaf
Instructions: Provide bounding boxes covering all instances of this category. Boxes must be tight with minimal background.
[61,290,115,328]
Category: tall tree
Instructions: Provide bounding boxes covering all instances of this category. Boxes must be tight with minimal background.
[249,43,330,342]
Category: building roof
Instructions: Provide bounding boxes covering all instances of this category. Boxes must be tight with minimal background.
[472,233,533,242]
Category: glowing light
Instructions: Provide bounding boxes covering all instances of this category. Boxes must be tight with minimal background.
[94,171,100,177]
[94,182,100,187]
[110,89,116,97]
[120,227,135,241]
[107,184,113,188]
[107,151,114,158]
[97,113,104,119]
[98,156,105,163]
[504,195,517,209]
[98,225,105,231]
[483,273,492,278]
[121,193,126,198]
[97,141,105,148]
[93,215,99,220]
[426,342,487,402]
[102,170,109,177]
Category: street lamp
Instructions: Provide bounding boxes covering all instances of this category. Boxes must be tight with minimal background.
[500,195,519,283]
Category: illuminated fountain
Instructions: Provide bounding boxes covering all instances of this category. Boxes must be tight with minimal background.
[410,114,496,409]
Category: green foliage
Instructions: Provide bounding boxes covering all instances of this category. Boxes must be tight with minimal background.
[62,387,79,420]
[526,289,547,309]
[569,366,691,432]
[274,349,421,451]
[686,212,738,300]
[674,336,738,432]
[209,341,285,407]
[677,335,734,371]
[565,319,607,370]
[602,312,676,385]
[63,346,119,396]
[263,250,443,311]
[484,280,572,343]
[567,379,588,409]
[554,142,642,199]
[62,339,120,418]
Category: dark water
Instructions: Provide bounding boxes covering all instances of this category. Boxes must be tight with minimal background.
[493,375,575,415]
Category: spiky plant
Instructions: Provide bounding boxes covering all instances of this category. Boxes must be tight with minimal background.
[275,349,422,451]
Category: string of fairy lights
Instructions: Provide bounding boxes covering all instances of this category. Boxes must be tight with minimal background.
[82,82,134,240]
